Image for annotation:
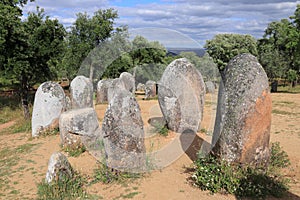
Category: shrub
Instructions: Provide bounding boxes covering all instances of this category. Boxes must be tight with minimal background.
[192,142,290,199]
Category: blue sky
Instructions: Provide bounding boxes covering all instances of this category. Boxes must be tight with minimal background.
[23,0,300,47]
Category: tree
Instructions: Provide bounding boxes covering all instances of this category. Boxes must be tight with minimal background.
[0,4,66,119]
[204,34,258,78]
[62,9,119,80]
[259,5,300,86]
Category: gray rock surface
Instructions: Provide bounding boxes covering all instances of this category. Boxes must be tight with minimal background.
[59,108,102,152]
[212,53,271,167]
[107,78,126,103]
[32,81,66,137]
[102,89,146,172]
[136,83,145,92]
[205,81,215,94]
[96,79,113,104]
[119,72,135,93]
[145,80,156,99]
[158,58,206,133]
[45,152,73,183]
[70,76,93,109]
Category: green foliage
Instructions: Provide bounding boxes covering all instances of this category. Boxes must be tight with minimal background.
[62,9,119,80]
[270,142,291,169]
[259,5,300,81]
[152,123,168,136]
[192,142,290,199]
[287,69,298,83]
[204,34,258,73]
[62,142,86,157]
[92,162,141,184]
[192,154,241,194]
[37,172,88,200]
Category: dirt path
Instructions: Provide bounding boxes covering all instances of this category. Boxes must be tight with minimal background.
[0,93,299,199]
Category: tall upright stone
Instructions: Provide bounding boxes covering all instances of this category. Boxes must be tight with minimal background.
[145,80,156,99]
[102,89,146,172]
[158,58,206,133]
[212,53,271,167]
[119,72,135,93]
[96,79,113,104]
[107,78,126,103]
[205,81,215,94]
[32,81,66,137]
[70,76,93,109]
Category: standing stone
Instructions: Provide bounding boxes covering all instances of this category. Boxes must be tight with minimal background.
[102,89,146,172]
[119,72,135,93]
[59,107,102,150]
[212,53,271,167]
[136,83,145,92]
[145,80,157,99]
[271,80,278,93]
[107,78,126,103]
[96,79,113,104]
[45,152,73,183]
[70,76,93,109]
[32,81,66,137]
[158,58,206,133]
[205,81,215,94]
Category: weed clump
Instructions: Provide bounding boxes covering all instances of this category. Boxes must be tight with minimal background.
[37,172,88,200]
[192,142,290,199]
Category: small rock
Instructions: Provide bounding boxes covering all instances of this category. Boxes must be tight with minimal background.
[45,152,73,183]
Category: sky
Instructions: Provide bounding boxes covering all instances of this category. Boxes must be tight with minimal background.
[23,0,300,48]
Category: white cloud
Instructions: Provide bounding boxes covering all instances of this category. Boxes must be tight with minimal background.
[22,0,300,47]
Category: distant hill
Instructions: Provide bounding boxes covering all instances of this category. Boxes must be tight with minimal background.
[166,48,206,57]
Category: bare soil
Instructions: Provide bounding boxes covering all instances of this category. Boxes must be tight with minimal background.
[0,92,299,200]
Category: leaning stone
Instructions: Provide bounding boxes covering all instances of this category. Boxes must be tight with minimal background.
[59,107,102,153]
[70,76,93,109]
[45,152,73,184]
[205,81,215,94]
[145,80,156,99]
[102,89,146,172]
[32,81,66,137]
[119,72,135,93]
[96,79,113,104]
[158,58,206,133]
[212,53,271,167]
[107,78,126,103]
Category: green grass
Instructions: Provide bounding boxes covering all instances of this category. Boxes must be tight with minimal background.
[62,142,86,157]
[37,172,89,200]
[0,143,39,196]
[91,162,142,184]
[272,109,297,116]
[192,142,290,199]
[277,85,300,93]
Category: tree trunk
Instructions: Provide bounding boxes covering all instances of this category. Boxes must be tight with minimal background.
[89,63,94,81]
[21,76,30,120]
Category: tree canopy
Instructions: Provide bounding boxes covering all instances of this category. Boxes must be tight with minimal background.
[204,34,258,75]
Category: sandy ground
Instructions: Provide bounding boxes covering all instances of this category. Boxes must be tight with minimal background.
[0,92,299,200]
